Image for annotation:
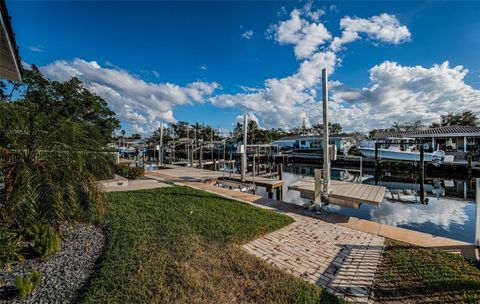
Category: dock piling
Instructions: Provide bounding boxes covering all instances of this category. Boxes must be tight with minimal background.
[476,178,480,247]
[276,163,283,201]
[419,145,426,204]
[314,169,322,210]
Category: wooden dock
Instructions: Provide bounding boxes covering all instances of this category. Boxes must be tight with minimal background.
[146,165,284,196]
[172,159,235,167]
[288,177,386,206]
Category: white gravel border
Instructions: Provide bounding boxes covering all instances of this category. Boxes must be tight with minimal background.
[0,223,104,304]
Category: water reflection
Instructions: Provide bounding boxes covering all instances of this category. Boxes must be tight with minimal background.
[368,198,469,229]
[274,164,477,243]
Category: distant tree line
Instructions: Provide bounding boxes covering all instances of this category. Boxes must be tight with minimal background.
[147,122,222,145]
[138,111,478,146]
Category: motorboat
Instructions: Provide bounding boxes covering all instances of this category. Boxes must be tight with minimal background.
[359,138,445,162]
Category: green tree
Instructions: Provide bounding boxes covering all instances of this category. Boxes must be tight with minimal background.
[311,122,342,135]
[0,66,117,229]
[433,111,478,127]
[148,125,172,144]
[391,120,425,131]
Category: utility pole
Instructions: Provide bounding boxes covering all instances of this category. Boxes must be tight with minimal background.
[241,114,248,182]
[322,68,330,194]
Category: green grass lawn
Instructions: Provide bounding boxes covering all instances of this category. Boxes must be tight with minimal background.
[82,186,343,304]
[373,240,480,303]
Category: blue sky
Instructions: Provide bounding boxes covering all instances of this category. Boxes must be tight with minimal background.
[8,1,480,135]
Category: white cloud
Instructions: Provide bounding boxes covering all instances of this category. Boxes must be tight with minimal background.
[235,113,260,126]
[40,58,219,134]
[152,70,160,78]
[35,5,477,135]
[330,61,480,131]
[210,51,337,128]
[210,6,416,130]
[241,29,254,40]
[330,13,411,51]
[27,44,45,52]
[329,5,339,13]
[270,8,331,59]
[237,85,261,93]
[210,7,476,132]
[277,6,287,17]
[301,1,325,22]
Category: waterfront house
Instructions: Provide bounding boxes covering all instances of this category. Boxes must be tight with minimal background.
[372,125,480,159]
[272,134,354,155]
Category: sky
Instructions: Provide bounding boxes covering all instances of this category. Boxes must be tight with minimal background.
[8,0,480,136]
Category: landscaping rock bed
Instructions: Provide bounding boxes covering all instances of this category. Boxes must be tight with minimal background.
[0,223,104,303]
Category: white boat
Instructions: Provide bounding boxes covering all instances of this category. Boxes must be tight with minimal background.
[359,138,445,162]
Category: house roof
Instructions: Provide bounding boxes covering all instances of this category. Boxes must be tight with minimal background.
[277,133,353,141]
[0,0,21,81]
[372,125,480,139]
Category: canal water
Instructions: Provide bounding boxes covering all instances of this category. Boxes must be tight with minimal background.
[258,164,477,243]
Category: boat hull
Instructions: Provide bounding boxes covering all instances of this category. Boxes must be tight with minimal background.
[359,148,434,162]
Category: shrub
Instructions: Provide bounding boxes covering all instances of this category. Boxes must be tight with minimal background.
[0,228,21,268]
[115,164,145,179]
[15,270,42,299]
[25,225,62,260]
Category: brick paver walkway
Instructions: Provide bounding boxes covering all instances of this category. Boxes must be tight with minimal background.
[243,214,384,303]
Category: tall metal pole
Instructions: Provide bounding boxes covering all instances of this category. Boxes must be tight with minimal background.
[186,126,190,164]
[194,124,198,166]
[322,68,330,194]
[172,136,175,164]
[240,114,248,182]
[223,140,226,172]
[374,143,379,185]
[241,114,248,182]
[211,129,214,162]
[159,123,164,166]
[419,144,425,204]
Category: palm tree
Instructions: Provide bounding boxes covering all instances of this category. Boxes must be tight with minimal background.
[0,99,112,230]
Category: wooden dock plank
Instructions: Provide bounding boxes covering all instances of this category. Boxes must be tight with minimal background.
[366,186,382,202]
[340,183,361,198]
[147,165,284,190]
[347,184,366,200]
[373,187,387,203]
[288,178,386,205]
[359,184,375,201]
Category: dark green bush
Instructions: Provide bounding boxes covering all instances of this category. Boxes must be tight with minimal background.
[114,164,144,179]
[0,228,21,268]
[25,225,62,260]
[15,270,42,299]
